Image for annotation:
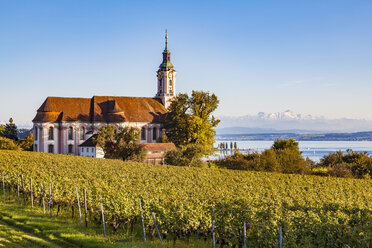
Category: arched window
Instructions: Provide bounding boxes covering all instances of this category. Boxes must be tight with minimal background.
[48,144,54,153]
[68,144,73,154]
[169,80,173,93]
[34,144,38,152]
[80,127,85,140]
[141,127,146,140]
[48,127,54,140]
[153,127,157,140]
[68,127,73,140]
[34,127,38,141]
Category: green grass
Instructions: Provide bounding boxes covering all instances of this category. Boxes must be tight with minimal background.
[0,199,211,248]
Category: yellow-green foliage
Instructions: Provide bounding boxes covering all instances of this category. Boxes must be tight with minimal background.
[0,137,20,150]
[0,150,371,247]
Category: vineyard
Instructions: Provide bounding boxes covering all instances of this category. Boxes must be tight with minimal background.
[0,150,371,247]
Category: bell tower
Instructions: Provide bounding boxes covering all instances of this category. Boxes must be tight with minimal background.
[156,30,176,109]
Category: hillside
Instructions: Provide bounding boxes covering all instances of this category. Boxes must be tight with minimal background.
[0,150,371,247]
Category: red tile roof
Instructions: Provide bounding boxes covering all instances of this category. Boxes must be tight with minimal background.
[140,143,176,152]
[33,96,167,123]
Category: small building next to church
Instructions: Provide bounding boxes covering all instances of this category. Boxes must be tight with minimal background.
[32,33,177,156]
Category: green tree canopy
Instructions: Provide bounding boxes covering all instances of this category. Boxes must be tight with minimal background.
[0,125,4,137]
[164,144,205,167]
[3,118,18,141]
[94,125,147,162]
[272,138,300,152]
[18,133,34,151]
[0,137,20,150]
[164,91,220,155]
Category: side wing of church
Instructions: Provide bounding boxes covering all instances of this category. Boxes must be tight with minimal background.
[32,33,177,156]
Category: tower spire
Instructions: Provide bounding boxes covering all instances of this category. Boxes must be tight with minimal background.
[165,29,168,50]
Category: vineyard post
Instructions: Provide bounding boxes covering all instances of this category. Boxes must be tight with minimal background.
[17,175,20,199]
[30,178,33,208]
[49,183,52,217]
[211,210,215,248]
[279,226,282,248]
[150,211,163,247]
[76,188,82,223]
[243,222,247,248]
[83,188,88,227]
[21,174,25,205]
[139,199,146,241]
[100,197,106,237]
[2,171,5,201]
[42,183,45,214]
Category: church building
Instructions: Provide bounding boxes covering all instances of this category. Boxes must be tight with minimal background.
[32,33,176,156]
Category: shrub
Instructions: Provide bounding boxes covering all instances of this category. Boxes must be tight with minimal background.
[260,149,280,172]
[0,137,20,150]
[215,151,260,171]
[276,148,310,174]
[319,150,372,179]
[164,144,205,167]
[328,162,354,178]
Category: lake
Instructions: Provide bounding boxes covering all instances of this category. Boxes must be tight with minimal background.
[215,140,372,161]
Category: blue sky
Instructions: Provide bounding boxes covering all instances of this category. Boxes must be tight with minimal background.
[0,0,371,126]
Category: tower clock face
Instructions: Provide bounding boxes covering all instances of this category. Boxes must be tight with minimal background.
[168,72,173,80]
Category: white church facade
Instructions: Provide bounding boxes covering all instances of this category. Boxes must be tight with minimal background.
[32,33,176,156]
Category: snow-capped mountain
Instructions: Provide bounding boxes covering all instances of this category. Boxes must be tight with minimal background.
[217,110,372,134]
[256,110,316,120]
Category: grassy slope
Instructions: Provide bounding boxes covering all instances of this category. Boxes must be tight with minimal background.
[0,199,209,248]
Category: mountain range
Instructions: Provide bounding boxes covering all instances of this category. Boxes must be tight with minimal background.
[217,110,372,135]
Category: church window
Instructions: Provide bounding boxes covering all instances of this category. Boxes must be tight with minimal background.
[153,127,158,140]
[48,127,54,140]
[82,148,85,153]
[68,144,73,154]
[141,127,146,140]
[68,127,74,140]
[80,127,85,140]
[35,128,38,141]
[48,144,54,153]
[34,144,38,151]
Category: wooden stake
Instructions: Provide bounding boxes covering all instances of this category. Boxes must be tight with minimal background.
[139,199,146,241]
[76,188,82,223]
[30,178,33,208]
[150,211,163,247]
[17,175,20,199]
[212,210,215,248]
[100,197,106,237]
[243,222,247,248]
[83,188,88,227]
[279,226,282,248]
[42,183,45,214]
[2,172,5,201]
[49,183,52,217]
[21,175,25,204]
